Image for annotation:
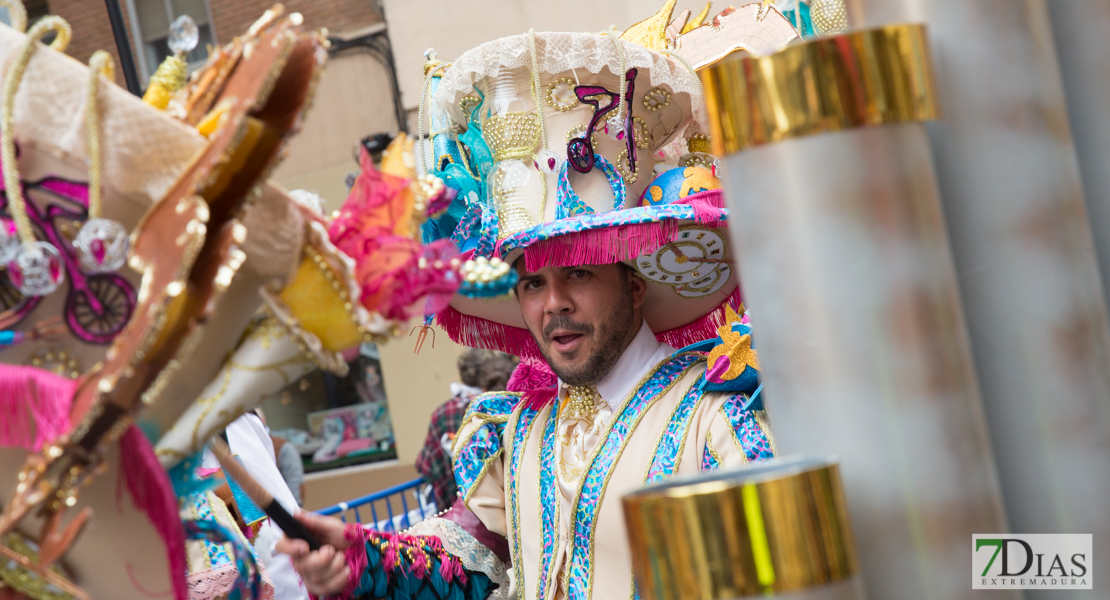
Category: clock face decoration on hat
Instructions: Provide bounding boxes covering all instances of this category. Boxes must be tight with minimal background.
[418,1,799,357]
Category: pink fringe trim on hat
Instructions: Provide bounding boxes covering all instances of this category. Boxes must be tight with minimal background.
[0,364,76,451]
[435,305,542,358]
[437,286,742,364]
[519,190,727,272]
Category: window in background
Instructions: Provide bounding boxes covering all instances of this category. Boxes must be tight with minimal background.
[126,0,215,80]
[0,1,52,40]
[263,343,397,475]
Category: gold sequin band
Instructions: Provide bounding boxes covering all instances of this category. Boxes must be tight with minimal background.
[142,53,188,110]
[484,111,540,162]
[700,23,938,154]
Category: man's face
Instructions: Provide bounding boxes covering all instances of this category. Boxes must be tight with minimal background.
[515,263,647,386]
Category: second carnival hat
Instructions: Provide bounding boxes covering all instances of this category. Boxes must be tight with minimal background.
[420,1,799,357]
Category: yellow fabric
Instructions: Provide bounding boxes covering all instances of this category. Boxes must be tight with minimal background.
[277,258,363,352]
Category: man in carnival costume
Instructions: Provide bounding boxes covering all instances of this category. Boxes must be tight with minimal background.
[279,5,801,600]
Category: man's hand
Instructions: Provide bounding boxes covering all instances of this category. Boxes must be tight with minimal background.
[275,512,352,596]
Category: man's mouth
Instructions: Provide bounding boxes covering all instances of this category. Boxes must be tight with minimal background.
[550,331,585,352]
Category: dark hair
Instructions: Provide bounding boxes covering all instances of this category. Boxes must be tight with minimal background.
[479,352,518,392]
[457,348,492,387]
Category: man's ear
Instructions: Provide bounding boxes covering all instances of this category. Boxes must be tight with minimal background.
[628,268,648,308]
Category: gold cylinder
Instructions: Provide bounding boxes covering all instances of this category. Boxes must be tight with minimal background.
[700,23,938,155]
[623,456,861,600]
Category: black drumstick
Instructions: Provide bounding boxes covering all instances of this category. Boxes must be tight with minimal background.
[209,437,322,551]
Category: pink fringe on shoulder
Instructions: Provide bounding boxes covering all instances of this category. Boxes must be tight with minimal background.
[120,425,188,600]
[521,387,558,411]
[507,355,557,392]
[655,286,744,349]
[435,305,541,358]
[0,364,77,451]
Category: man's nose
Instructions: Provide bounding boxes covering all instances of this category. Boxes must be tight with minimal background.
[543,280,573,314]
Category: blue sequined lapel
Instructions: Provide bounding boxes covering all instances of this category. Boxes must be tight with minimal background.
[718,393,776,462]
[508,401,543,600]
[454,392,521,504]
[564,352,703,600]
[536,393,562,600]
[644,374,706,485]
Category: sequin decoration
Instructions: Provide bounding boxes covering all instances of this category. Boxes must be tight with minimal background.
[497,201,723,259]
[556,153,626,220]
[718,394,776,462]
[508,401,543,596]
[484,111,541,162]
[564,352,702,600]
[192,493,233,568]
[464,391,520,423]
[644,376,705,484]
[616,148,638,184]
[633,117,651,150]
[810,0,848,34]
[454,420,502,502]
[701,430,723,471]
[454,392,521,501]
[536,393,562,600]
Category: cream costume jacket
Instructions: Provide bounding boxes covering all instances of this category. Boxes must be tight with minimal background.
[336,322,774,600]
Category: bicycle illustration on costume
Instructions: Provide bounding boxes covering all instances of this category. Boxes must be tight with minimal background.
[0,146,135,344]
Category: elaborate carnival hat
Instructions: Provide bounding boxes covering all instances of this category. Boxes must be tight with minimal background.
[420,1,799,358]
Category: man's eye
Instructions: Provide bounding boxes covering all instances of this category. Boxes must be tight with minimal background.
[524,279,543,290]
[570,269,589,279]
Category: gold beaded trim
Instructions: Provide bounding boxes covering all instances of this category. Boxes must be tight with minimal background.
[410,173,444,223]
[633,116,651,150]
[642,86,671,112]
[616,148,638,184]
[459,95,482,118]
[496,203,538,238]
[484,111,541,162]
[27,347,80,379]
[304,245,377,344]
[545,77,578,112]
[680,154,714,171]
[566,125,599,148]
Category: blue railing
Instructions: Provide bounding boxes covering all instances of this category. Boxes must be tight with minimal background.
[317,477,435,532]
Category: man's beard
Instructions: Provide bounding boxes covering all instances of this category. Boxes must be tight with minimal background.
[534,280,636,386]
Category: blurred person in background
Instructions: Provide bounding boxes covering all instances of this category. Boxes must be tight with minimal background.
[415,349,517,510]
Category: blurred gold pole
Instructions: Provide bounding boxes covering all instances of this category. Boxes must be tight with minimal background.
[623,457,866,600]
